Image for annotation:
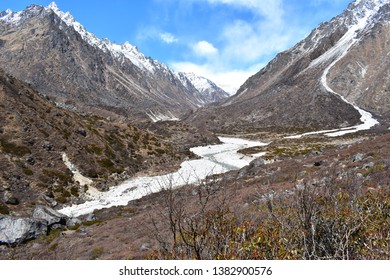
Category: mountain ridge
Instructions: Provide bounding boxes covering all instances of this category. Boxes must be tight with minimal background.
[0,2,229,122]
[187,0,389,134]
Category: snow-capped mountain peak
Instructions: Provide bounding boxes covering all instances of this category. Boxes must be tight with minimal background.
[47,2,75,26]
[47,2,59,11]
[0,3,169,76]
[349,0,387,20]
[0,9,20,25]
[185,73,217,92]
[210,0,389,134]
[42,2,158,74]
[42,2,229,99]
[0,2,229,121]
[352,0,387,8]
[0,2,228,98]
[303,0,388,69]
[176,72,230,104]
[0,4,42,25]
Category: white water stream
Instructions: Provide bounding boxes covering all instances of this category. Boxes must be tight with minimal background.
[58,137,268,217]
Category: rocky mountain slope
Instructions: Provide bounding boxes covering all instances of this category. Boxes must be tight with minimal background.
[188,0,389,133]
[0,67,218,216]
[0,3,228,122]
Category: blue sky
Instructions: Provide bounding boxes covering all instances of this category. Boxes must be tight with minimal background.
[1,0,352,93]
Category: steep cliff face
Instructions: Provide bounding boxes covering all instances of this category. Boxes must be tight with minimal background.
[0,3,228,122]
[188,0,389,133]
[327,3,390,116]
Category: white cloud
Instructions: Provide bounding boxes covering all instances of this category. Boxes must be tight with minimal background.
[169,0,298,94]
[160,32,178,44]
[182,0,296,67]
[220,19,294,65]
[151,0,347,97]
[136,28,179,44]
[193,40,218,57]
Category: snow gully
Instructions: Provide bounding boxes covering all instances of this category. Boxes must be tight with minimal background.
[286,5,380,139]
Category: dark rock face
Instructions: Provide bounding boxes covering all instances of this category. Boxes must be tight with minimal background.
[188,0,389,133]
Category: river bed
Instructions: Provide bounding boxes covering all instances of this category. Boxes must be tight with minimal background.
[58,137,268,217]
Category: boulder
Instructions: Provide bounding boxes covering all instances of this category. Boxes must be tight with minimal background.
[352,153,364,162]
[0,215,47,245]
[3,191,19,205]
[32,205,67,226]
[66,217,81,228]
[86,213,96,222]
[42,142,53,151]
[26,156,35,165]
[77,128,87,137]
[363,162,375,169]
[249,158,266,168]
[140,243,151,251]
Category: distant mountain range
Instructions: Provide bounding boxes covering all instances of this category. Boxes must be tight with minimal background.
[188,0,389,133]
[0,2,229,122]
[1,1,387,132]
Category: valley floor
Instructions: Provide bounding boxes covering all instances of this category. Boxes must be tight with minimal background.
[1,129,389,260]
[58,137,267,217]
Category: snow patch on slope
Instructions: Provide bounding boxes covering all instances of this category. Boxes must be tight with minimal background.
[0,9,22,25]
[45,2,159,74]
[320,56,379,137]
[184,72,215,92]
[287,0,382,139]
[356,61,368,77]
[309,0,384,68]
[146,110,180,122]
[62,153,93,187]
[319,1,380,136]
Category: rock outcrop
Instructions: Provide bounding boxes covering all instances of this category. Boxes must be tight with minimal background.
[32,206,67,228]
[0,215,47,245]
[0,205,70,245]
